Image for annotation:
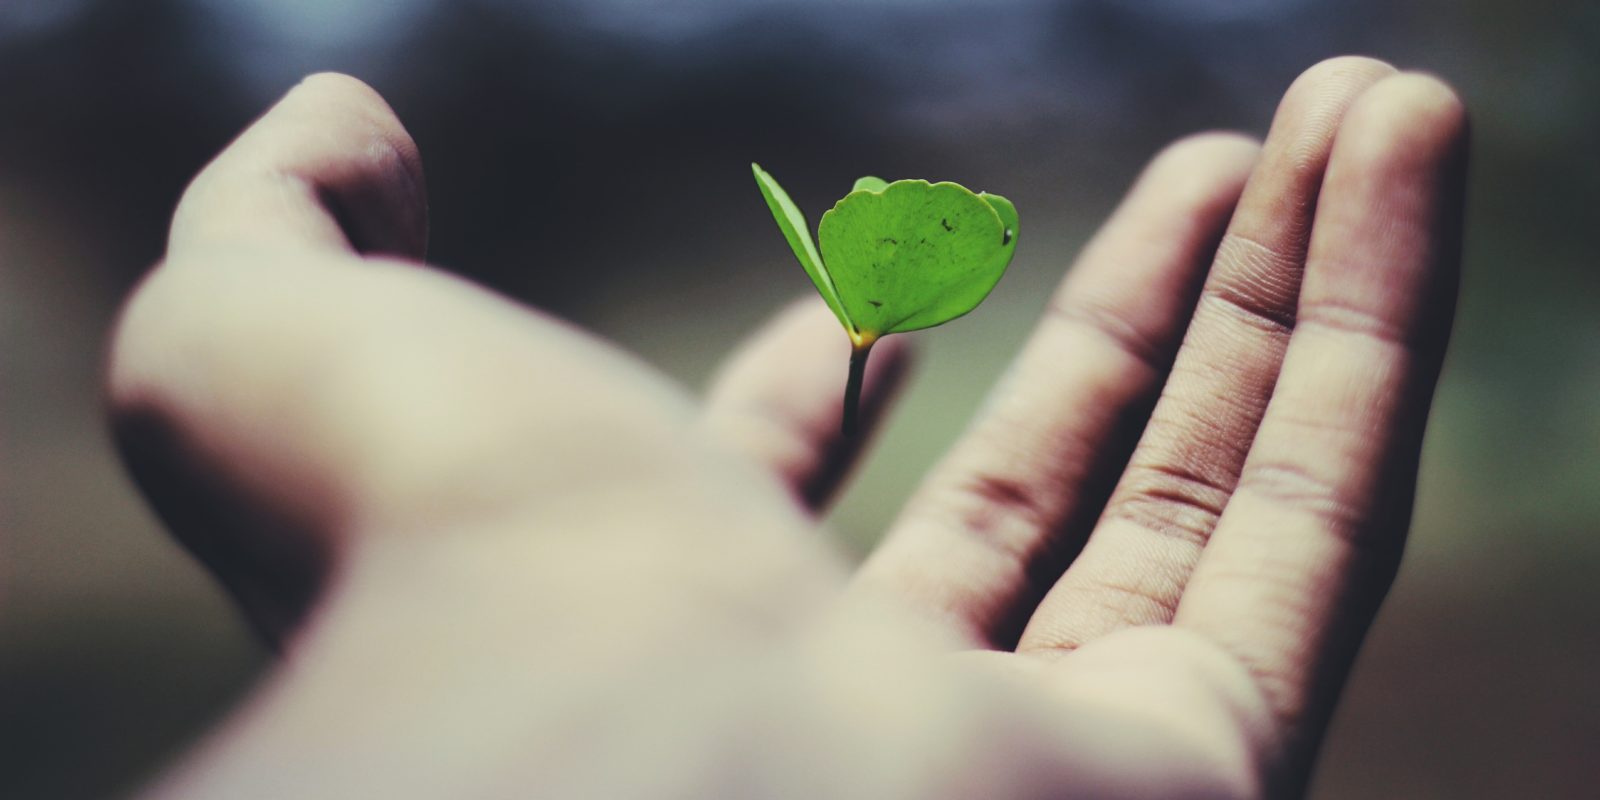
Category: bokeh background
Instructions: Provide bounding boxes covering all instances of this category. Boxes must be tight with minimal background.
[1,1,1595,797]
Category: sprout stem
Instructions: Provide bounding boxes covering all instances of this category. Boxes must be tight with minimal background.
[843,339,874,437]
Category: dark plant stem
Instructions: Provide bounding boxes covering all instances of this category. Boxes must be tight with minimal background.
[843,340,873,437]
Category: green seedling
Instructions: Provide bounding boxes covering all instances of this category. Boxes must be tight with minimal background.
[752,163,1018,436]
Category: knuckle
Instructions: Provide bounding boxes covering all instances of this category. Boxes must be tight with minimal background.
[1085,574,1183,627]
[1295,297,1410,348]
[1104,461,1234,547]
[108,254,356,415]
[1235,459,1370,545]
[1202,234,1302,335]
[107,259,234,407]
[940,469,1058,561]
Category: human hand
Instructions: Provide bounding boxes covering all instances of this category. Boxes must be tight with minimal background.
[108,56,1466,798]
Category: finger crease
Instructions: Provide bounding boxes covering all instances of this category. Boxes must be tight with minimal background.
[1105,462,1235,547]
[1206,233,1304,334]
[944,471,1059,562]
[1296,298,1414,349]
[1236,461,1376,549]
[1200,285,1298,341]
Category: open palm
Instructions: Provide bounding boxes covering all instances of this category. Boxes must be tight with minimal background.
[110,58,1466,799]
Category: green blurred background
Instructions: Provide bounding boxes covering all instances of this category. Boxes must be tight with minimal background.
[1,1,1595,797]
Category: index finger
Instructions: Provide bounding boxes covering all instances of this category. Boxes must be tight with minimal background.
[167,73,428,260]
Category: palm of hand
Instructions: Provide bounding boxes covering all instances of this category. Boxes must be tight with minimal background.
[112,58,1466,799]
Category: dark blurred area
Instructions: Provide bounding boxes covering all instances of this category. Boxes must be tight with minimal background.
[1,1,1595,797]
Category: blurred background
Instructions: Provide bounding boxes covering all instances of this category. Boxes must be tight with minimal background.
[0,0,1595,797]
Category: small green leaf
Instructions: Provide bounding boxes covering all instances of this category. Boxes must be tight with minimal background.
[818,180,1017,336]
[752,167,1018,436]
[751,164,851,330]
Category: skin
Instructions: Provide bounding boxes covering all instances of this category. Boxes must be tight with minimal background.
[103,57,1467,799]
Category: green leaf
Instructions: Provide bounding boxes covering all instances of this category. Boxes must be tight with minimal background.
[852,176,889,193]
[751,167,1018,436]
[750,163,851,330]
[818,179,1017,336]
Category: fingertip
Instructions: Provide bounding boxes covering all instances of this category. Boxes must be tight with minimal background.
[1140,131,1261,209]
[287,73,425,169]
[282,74,402,139]
[1275,56,1399,134]
[1282,55,1398,105]
[1265,56,1399,178]
[291,72,388,108]
[170,72,428,260]
[1152,131,1262,173]
[1336,72,1470,169]
[1303,72,1469,355]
